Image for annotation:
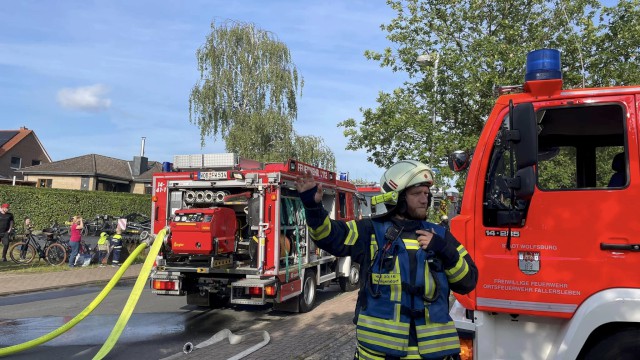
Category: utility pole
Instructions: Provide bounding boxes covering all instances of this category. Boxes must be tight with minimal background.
[416,52,440,166]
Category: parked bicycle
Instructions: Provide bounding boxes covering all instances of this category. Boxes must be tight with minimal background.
[8,226,68,266]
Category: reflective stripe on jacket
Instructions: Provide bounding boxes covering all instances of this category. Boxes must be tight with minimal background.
[110,234,123,249]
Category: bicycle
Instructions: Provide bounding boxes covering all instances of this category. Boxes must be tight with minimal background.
[8,228,68,266]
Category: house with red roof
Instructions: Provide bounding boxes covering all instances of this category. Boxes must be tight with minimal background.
[0,127,52,184]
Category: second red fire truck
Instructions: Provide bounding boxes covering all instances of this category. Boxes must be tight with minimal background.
[149,154,364,312]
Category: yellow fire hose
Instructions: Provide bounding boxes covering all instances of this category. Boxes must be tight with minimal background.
[92,227,166,359]
[0,228,167,358]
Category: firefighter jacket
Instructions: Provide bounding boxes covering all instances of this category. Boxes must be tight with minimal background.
[110,234,123,249]
[298,186,478,359]
[97,232,109,251]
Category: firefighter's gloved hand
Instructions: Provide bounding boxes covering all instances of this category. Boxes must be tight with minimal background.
[299,185,323,209]
[295,170,323,204]
[425,231,459,269]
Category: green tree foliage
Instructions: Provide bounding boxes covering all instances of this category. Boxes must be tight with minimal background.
[292,135,336,171]
[339,0,640,189]
[189,21,335,170]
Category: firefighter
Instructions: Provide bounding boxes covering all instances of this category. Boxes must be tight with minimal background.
[295,160,477,360]
[439,215,450,230]
[110,227,123,267]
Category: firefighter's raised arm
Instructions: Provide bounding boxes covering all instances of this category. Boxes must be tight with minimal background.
[295,170,323,204]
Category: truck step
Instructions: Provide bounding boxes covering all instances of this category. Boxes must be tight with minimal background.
[231,278,277,288]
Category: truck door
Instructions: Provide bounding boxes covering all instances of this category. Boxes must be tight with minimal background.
[476,96,640,318]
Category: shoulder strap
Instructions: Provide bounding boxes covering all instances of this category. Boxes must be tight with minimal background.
[355,219,389,315]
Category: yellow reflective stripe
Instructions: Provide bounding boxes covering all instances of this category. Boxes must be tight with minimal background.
[445,256,469,283]
[309,217,331,240]
[457,244,468,257]
[390,258,401,302]
[358,314,409,334]
[356,344,386,360]
[416,321,460,354]
[344,220,358,245]
[394,303,402,322]
[403,238,419,250]
[401,346,422,359]
[370,235,378,262]
[415,321,458,335]
[417,337,460,353]
[358,329,408,351]
[424,266,436,299]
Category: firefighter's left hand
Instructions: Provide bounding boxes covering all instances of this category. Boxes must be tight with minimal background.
[416,229,435,250]
[295,170,323,204]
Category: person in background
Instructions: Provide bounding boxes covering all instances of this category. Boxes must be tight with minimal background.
[68,215,84,268]
[24,217,34,234]
[439,214,450,230]
[110,227,123,267]
[0,204,14,262]
[97,231,110,267]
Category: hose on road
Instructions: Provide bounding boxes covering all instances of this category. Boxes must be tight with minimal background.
[0,229,167,358]
[160,328,271,360]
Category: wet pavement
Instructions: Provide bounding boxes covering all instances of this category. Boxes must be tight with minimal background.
[0,257,359,359]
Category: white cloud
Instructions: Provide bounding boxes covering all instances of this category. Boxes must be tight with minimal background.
[57,84,112,111]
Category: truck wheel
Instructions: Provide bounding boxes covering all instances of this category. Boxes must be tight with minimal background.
[339,263,360,292]
[298,270,317,313]
[582,328,640,360]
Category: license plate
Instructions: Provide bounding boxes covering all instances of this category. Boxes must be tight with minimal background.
[198,171,227,180]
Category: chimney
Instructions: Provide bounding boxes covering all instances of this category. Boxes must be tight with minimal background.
[140,137,146,157]
[133,156,148,177]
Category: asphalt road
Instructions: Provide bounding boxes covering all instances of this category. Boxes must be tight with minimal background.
[0,279,347,359]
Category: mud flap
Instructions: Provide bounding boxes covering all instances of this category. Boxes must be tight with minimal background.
[272,297,300,312]
[187,291,212,307]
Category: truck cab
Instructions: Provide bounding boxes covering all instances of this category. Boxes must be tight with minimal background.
[449,49,640,359]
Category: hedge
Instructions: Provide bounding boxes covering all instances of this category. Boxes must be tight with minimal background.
[0,185,151,232]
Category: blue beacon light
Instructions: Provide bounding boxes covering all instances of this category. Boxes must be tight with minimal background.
[525,48,562,82]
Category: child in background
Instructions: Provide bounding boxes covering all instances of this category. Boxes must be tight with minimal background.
[24,217,34,234]
[110,227,123,267]
[97,231,109,267]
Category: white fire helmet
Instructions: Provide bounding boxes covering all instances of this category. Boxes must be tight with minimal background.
[375,160,435,207]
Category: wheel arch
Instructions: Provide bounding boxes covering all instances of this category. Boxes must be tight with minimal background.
[552,288,640,360]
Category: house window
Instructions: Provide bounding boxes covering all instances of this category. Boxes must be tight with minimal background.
[31,160,41,166]
[144,185,152,195]
[39,179,52,188]
[10,157,21,169]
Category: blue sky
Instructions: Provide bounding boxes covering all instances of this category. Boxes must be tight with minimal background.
[0,1,403,182]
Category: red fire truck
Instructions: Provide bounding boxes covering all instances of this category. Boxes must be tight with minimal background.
[149,154,363,312]
[355,185,384,217]
[448,49,640,359]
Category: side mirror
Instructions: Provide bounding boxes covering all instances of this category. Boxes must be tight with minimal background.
[448,150,471,172]
[511,102,538,170]
[513,166,536,200]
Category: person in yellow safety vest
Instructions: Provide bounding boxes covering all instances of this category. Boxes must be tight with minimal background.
[110,227,123,267]
[97,231,110,267]
[295,160,478,360]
